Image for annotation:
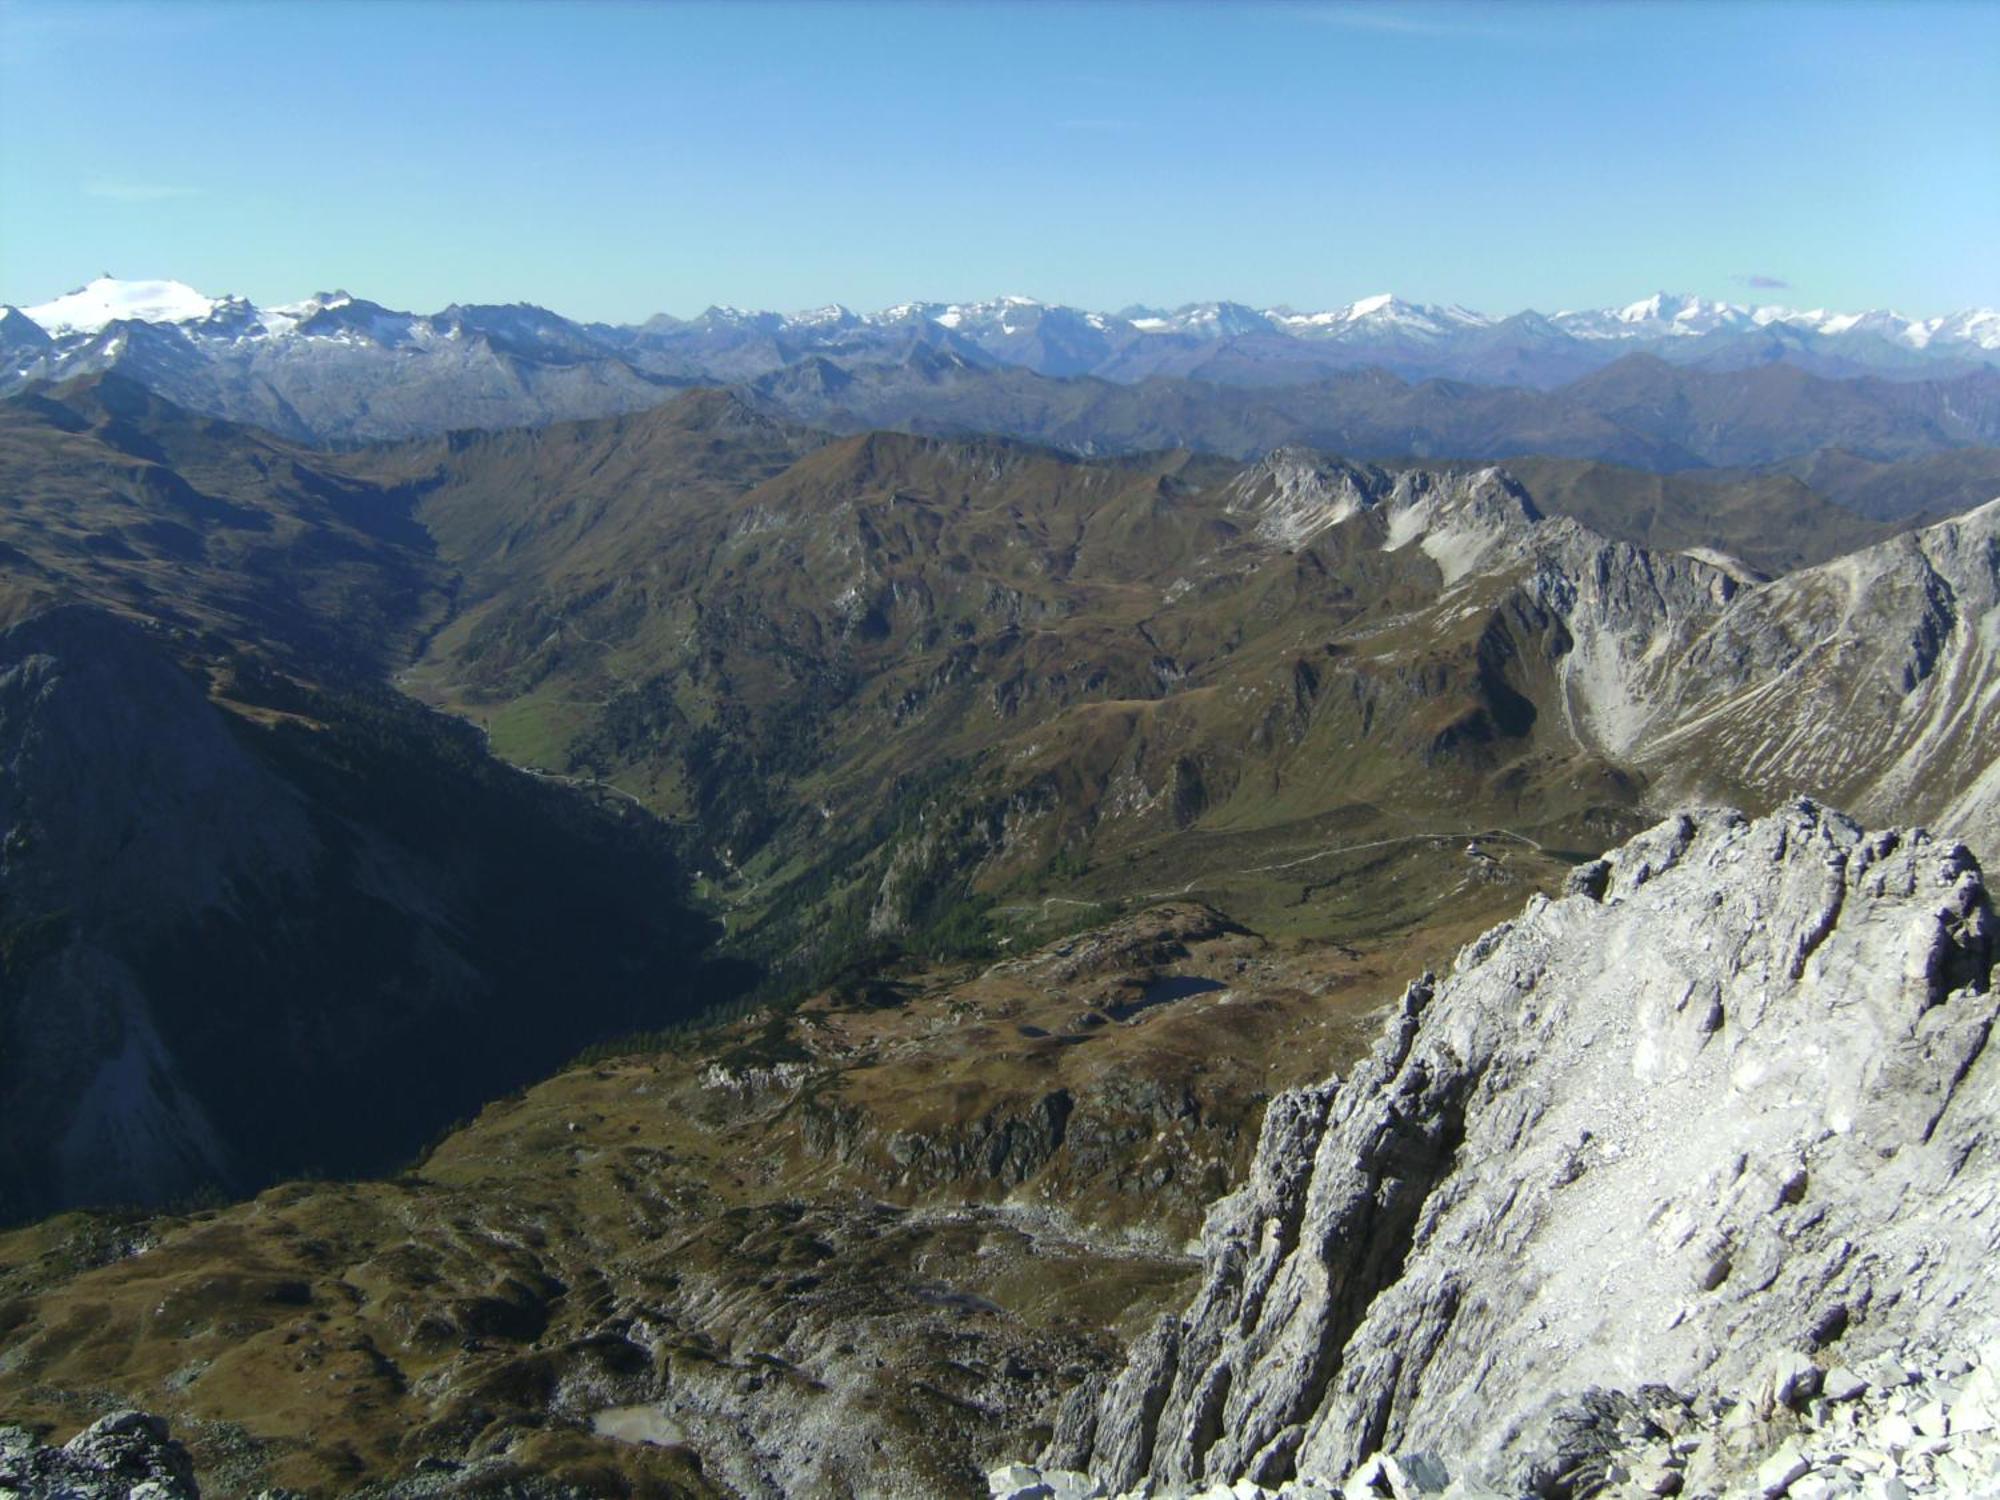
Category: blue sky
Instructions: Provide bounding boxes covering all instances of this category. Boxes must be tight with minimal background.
[3,0,1995,321]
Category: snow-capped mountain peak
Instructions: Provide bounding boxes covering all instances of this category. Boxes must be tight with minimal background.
[1552,291,1755,340]
[917,295,1041,326]
[1267,293,1493,340]
[789,303,859,329]
[1125,301,1275,338]
[1614,291,1670,322]
[253,290,358,339]
[23,277,226,336]
[1930,308,2000,350]
[270,290,356,319]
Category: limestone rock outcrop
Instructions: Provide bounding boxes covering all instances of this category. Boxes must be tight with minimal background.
[1044,802,1997,1496]
[999,1337,2000,1498]
[0,1411,200,1500]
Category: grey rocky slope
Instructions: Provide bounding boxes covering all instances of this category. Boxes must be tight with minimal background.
[1286,467,2000,859]
[1031,801,1996,1495]
[1623,500,2000,845]
[0,1410,199,1500]
[999,1340,2000,1498]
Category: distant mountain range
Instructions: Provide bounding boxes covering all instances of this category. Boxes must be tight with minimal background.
[743,352,2000,491]
[5,278,1999,409]
[9,280,2000,498]
[15,280,2000,385]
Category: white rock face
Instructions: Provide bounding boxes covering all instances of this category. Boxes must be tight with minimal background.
[1632,500,2000,853]
[1035,803,1996,1497]
[1381,487,2000,858]
[1223,452,1550,575]
[1379,466,1542,585]
[1224,449,1384,548]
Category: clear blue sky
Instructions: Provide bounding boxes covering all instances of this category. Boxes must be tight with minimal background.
[3,0,1995,321]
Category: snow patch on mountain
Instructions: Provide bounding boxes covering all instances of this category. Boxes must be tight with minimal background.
[23,277,224,336]
[1268,294,1492,340]
[1554,291,1756,340]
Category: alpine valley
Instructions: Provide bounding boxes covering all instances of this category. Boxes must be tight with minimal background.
[1,280,1998,1500]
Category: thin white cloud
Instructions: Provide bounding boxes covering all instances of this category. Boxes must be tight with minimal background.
[2,0,221,66]
[1289,3,1515,40]
[83,181,201,203]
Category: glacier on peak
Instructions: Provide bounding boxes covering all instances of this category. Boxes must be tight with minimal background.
[22,277,226,336]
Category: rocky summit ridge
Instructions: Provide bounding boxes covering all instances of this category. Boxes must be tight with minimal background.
[996,801,1996,1498]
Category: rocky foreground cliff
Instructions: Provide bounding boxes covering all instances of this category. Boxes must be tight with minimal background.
[1005,801,1996,1498]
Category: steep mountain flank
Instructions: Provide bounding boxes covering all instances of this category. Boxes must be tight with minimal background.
[0,373,450,676]
[0,608,298,1213]
[1614,500,2000,849]
[1038,802,1996,1495]
[0,606,733,1221]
